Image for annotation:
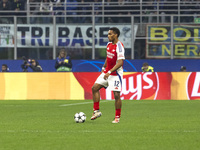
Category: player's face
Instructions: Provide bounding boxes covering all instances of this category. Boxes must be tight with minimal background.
[108,30,117,42]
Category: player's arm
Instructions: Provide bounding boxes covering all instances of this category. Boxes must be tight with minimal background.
[104,59,123,80]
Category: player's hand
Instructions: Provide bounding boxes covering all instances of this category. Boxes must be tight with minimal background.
[101,67,105,73]
[104,73,110,80]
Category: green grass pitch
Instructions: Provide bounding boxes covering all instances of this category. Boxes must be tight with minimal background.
[0,100,200,150]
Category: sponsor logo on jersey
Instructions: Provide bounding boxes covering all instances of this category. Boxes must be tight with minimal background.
[107,51,115,59]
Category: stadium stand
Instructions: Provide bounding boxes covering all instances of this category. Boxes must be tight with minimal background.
[0,0,198,25]
[0,0,194,24]
[0,0,200,60]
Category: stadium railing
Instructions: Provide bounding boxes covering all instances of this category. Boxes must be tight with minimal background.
[0,1,200,60]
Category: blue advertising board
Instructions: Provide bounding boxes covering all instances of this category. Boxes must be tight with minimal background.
[0,59,199,72]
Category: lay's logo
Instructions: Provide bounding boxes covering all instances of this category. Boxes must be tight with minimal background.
[121,72,159,100]
[73,72,172,100]
[187,72,200,100]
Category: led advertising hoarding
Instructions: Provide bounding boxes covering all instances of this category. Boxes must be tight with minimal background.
[0,72,199,100]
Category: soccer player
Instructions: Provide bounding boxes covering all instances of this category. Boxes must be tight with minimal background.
[91,27,125,123]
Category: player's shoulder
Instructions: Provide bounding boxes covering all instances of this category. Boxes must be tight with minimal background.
[116,41,125,53]
[117,41,124,48]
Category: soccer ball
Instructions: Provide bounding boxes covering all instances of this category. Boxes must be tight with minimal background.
[74,112,86,123]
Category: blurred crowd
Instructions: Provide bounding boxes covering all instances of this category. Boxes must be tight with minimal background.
[0,0,200,23]
[0,0,26,15]
[0,0,199,60]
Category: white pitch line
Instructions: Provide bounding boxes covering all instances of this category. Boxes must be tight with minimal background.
[0,130,132,133]
[60,100,108,107]
[0,130,198,133]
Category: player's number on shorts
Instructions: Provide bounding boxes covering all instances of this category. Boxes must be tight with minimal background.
[114,81,119,87]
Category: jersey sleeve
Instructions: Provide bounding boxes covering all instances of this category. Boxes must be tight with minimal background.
[116,41,125,60]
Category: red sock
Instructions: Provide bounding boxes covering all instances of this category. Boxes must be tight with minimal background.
[93,102,99,111]
[115,109,121,118]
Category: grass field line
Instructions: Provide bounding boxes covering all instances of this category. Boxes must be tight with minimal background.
[0,130,199,133]
[60,100,108,107]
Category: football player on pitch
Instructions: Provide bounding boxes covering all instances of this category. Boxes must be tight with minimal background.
[91,27,125,123]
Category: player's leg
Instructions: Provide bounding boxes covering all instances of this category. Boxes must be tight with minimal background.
[112,91,121,123]
[107,74,122,123]
[92,83,104,110]
[91,73,108,120]
[91,83,104,120]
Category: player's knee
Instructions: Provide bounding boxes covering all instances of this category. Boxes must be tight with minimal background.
[92,85,98,93]
[114,92,120,100]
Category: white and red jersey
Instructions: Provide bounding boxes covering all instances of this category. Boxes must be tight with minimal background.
[104,41,125,76]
